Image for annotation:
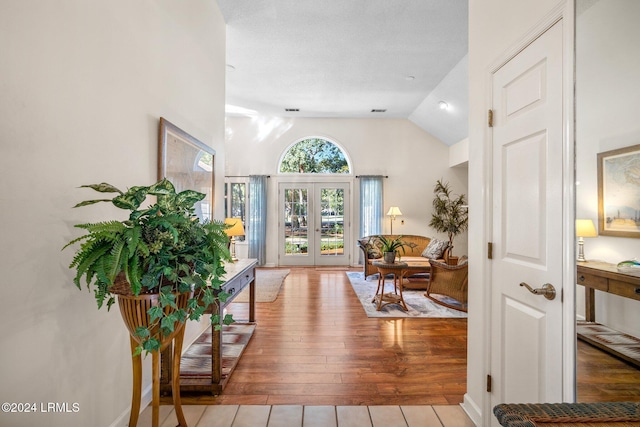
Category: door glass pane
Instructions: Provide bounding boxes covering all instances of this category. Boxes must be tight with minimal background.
[320,188,344,256]
[283,188,308,255]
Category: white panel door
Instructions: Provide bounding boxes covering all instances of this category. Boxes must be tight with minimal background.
[490,20,565,415]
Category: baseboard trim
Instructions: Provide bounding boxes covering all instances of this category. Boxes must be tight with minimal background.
[107,384,152,427]
[461,393,483,427]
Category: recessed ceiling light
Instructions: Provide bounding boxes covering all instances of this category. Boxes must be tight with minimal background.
[371,109,387,113]
[405,75,415,81]
[438,101,449,110]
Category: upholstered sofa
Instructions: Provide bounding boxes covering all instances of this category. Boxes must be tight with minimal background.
[357,234,450,279]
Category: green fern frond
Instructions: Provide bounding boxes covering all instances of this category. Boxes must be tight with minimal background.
[94,281,109,309]
[94,257,110,288]
[74,220,127,234]
[124,226,141,259]
[108,239,127,281]
[124,256,143,295]
[72,244,111,289]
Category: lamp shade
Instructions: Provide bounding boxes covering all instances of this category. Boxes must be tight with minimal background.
[576,219,597,238]
[386,206,402,217]
[224,218,245,237]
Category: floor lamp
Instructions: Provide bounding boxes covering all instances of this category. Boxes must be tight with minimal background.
[386,206,402,235]
[224,218,245,262]
[576,219,597,262]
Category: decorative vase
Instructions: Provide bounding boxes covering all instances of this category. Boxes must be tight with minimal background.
[383,251,396,263]
[117,291,191,427]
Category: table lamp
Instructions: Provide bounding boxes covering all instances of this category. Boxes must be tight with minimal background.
[386,206,402,234]
[576,219,597,262]
[224,218,245,261]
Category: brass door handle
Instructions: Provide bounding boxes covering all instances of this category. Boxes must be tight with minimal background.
[519,282,556,300]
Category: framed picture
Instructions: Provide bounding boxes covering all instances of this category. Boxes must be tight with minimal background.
[597,143,640,237]
[158,117,215,222]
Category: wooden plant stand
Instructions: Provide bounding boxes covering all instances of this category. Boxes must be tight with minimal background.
[118,293,190,427]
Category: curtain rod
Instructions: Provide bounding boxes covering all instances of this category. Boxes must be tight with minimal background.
[355,175,388,178]
[225,175,271,178]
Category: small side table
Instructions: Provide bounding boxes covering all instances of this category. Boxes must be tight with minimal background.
[372,261,408,311]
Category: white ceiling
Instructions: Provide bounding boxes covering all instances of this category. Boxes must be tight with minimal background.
[217,0,469,146]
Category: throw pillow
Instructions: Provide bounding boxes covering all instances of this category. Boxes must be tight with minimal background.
[421,238,448,259]
[358,238,382,259]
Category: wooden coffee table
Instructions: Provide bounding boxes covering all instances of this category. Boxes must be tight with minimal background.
[372,261,408,311]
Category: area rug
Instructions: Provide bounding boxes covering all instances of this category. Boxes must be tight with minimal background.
[346,271,467,318]
[577,320,640,367]
[232,268,290,303]
[180,323,256,378]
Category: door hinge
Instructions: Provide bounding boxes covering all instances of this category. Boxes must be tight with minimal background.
[487,242,493,260]
[487,374,492,393]
[488,109,494,127]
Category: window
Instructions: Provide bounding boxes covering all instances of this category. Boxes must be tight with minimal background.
[279,138,350,174]
[224,179,247,241]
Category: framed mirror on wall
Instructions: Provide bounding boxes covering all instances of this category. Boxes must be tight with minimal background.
[158,117,215,222]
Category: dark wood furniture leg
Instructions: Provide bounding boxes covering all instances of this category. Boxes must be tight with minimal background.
[585,286,595,322]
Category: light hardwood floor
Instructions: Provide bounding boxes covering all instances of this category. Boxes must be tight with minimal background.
[144,267,639,426]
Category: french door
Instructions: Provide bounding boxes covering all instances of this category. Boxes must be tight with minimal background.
[278,182,350,266]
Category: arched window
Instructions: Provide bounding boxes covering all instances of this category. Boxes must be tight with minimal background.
[279,138,350,174]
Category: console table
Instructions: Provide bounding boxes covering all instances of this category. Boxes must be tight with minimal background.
[160,258,257,394]
[576,261,640,322]
[576,261,640,366]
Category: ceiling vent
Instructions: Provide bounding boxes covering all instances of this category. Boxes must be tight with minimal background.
[285,108,299,112]
[371,109,387,113]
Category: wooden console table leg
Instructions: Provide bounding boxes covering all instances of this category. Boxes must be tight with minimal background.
[585,287,596,322]
[249,277,256,323]
[128,336,142,427]
[172,326,187,427]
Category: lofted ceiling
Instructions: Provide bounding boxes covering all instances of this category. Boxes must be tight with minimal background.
[216,0,469,146]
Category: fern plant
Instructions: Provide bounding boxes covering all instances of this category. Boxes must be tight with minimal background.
[63,178,232,355]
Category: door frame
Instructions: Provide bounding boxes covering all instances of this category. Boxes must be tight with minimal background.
[474,2,576,425]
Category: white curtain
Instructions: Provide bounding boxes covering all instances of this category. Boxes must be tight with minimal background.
[248,175,268,265]
[359,176,384,260]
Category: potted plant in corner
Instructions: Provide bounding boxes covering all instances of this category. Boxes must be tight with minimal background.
[63,178,232,427]
[374,235,411,263]
[429,179,469,264]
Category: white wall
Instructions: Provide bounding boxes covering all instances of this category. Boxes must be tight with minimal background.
[225,117,469,266]
[467,0,566,425]
[450,137,469,167]
[0,2,226,426]
[576,0,640,336]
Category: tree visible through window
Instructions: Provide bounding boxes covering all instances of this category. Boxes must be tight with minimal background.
[280,138,349,174]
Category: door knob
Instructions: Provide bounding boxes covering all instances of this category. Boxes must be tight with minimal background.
[519,282,556,300]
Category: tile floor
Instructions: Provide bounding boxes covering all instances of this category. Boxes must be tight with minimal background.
[138,404,476,427]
